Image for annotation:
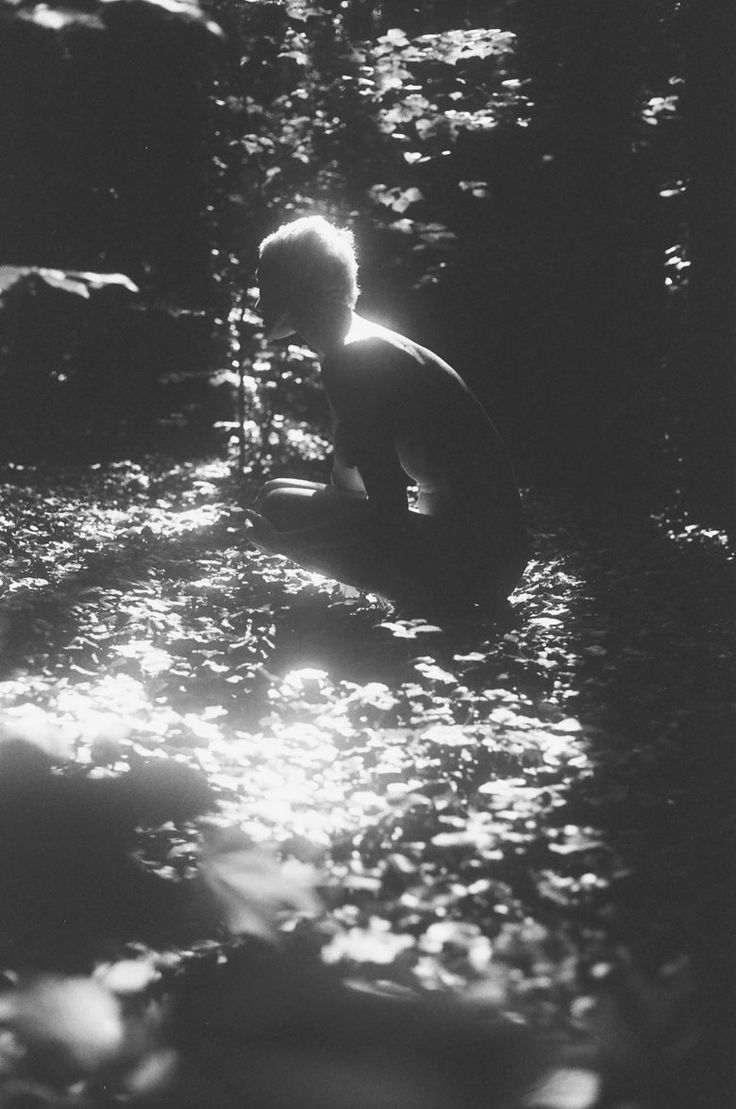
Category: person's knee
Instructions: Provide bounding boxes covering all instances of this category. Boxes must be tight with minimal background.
[253,480,284,512]
[256,488,297,529]
[259,485,331,531]
[255,478,327,513]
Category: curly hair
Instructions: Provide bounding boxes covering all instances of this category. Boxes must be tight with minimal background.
[258,215,359,309]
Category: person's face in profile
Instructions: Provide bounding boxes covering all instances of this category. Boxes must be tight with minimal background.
[256,263,298,341]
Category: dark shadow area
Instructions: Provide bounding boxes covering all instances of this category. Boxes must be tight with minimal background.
[531,510,735,1106]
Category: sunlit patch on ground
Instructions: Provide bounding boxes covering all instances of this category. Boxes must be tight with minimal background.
[0,458,733,1080]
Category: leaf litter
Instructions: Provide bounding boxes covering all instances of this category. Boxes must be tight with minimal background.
[0,456,733,1106]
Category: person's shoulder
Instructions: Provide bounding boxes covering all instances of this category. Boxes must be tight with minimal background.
[346,321,409,356]
[325,322,402,381]
[350,323,461,379]
[337,320,437,375]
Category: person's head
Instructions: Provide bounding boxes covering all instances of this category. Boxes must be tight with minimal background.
[257,215,359,341]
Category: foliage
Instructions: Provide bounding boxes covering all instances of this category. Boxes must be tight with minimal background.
[207,3,533,483]
[0,0,223,301]
[209,5,524,293]
[0,268,139,299]
[2,0,222,34]
[0,3,733,1095]
[221,331,328,478]
[0,455,732,1106]
[203,0,725,529]
[0,277,230,462]
[1,0,729,533]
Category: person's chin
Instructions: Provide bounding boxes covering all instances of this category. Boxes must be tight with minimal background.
[265,315,297,341]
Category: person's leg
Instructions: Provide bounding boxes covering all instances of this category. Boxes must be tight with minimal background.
[391,514,528,612]
[253,478,326,515]
[256,482,369,532]
[251,487,527,608]
[250,482,385,589]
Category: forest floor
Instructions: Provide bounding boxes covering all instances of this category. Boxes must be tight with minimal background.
[0,454,733,1108]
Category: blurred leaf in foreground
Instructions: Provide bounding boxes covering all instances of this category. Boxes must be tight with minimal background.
[200,828,322,939]
[0,976,123,1082]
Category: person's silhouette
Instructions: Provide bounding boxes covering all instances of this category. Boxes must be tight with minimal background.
[247,215,528,611]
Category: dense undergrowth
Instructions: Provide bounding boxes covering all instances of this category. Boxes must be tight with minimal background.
[0,454,732,1107]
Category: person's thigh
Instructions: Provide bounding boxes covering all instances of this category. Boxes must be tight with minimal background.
[257,483,370,532]
[256,484,327,530]
[254,478,326,512]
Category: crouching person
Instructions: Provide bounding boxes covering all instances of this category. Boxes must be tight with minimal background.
[246,214,528,613]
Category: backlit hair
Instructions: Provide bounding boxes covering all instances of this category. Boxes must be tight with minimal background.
[258,215,359,309]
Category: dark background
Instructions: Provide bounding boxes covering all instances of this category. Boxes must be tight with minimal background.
[0,0,733,537]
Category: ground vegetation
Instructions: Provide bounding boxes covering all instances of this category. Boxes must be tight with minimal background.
[0,1,733,1105]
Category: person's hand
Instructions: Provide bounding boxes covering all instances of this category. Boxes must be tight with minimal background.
[245,510,284,554]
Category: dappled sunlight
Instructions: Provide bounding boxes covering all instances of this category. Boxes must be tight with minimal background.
[0,0,731,1097]
[0,458,732,1108]
[654,514,732,554]
[145,503,226,536]
[0,464,602,885]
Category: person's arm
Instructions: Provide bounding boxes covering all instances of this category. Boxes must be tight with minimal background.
[330,417,367,495]
[326,344,409,540]
[350,438,408,538]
